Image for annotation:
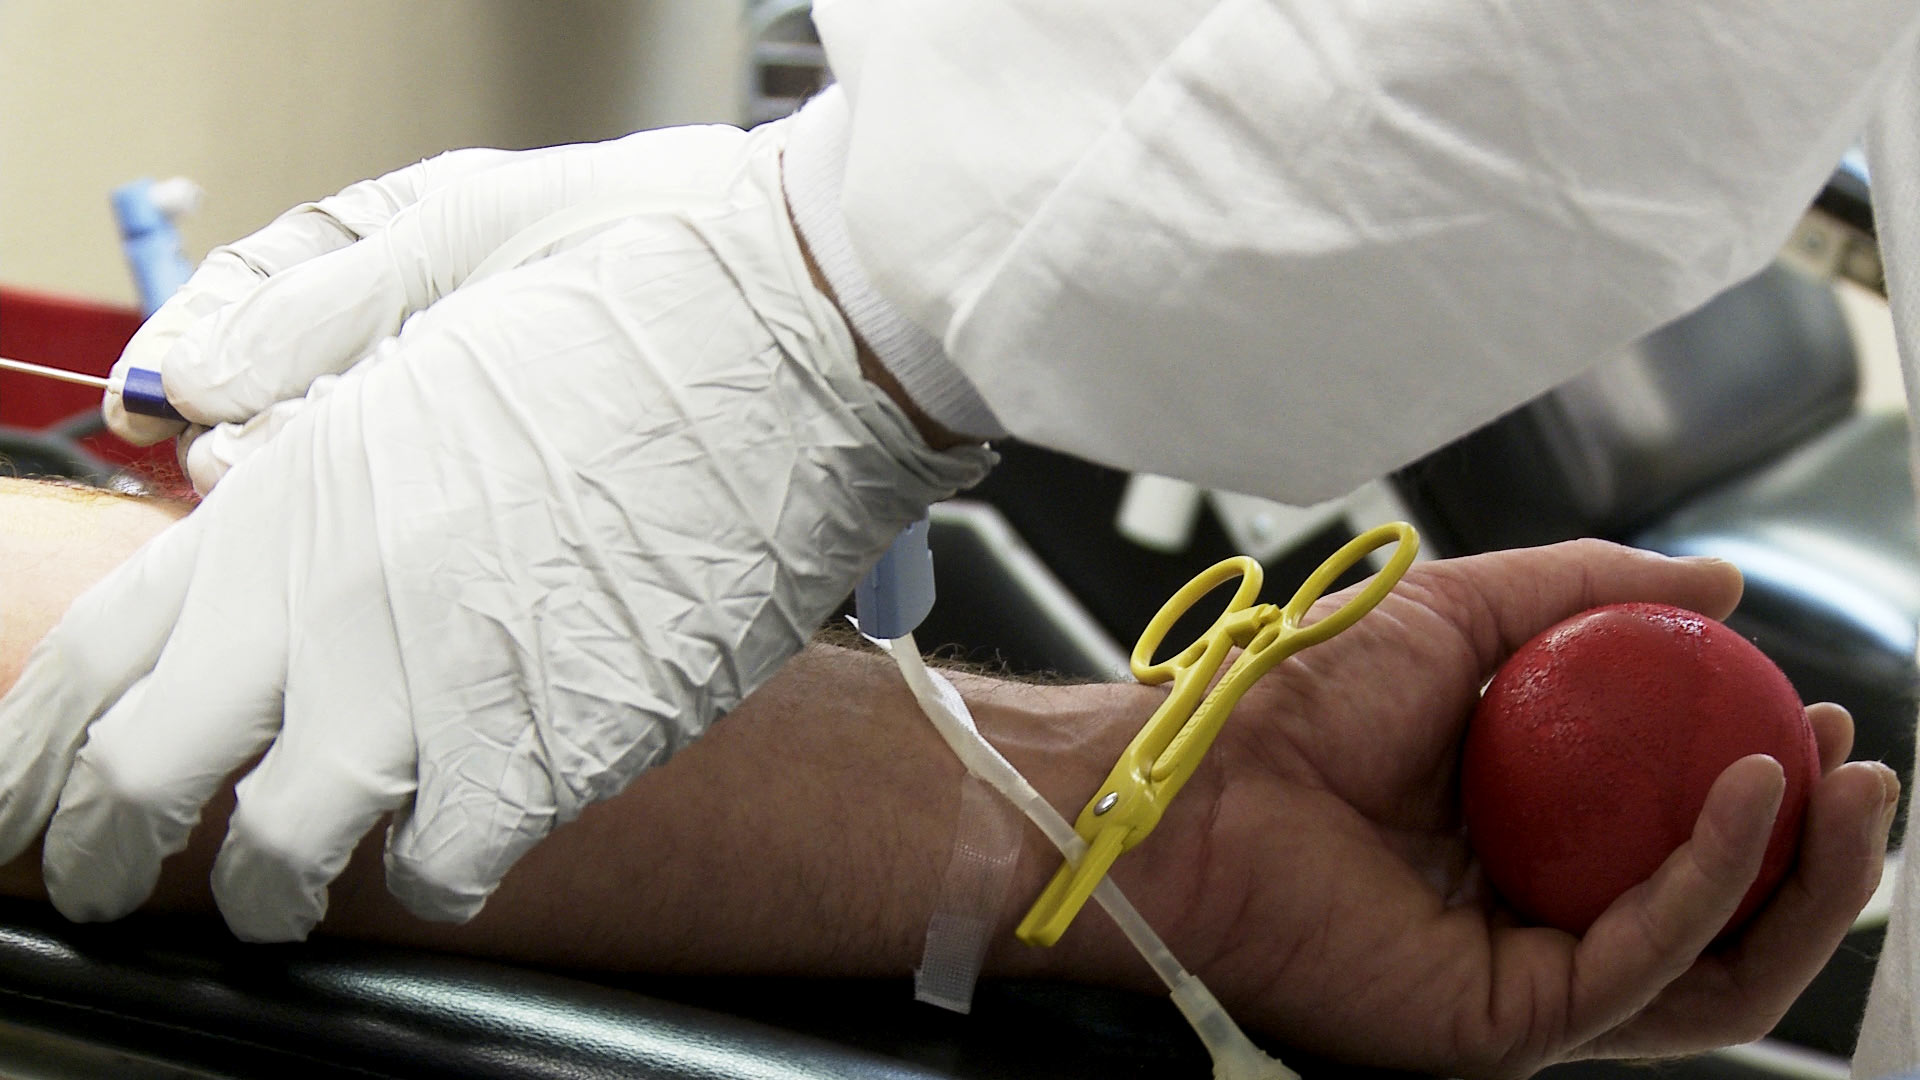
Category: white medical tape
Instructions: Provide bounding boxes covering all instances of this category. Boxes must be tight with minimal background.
[914,773,1024,1013]
[851,622,1021,1011]
[866,630,1298,1079]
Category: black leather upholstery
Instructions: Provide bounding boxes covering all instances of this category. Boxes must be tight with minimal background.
[0,897,1445,1079]
[0,898,941,1079]
[1395,263,1860,554]
[1637,409,1920,832]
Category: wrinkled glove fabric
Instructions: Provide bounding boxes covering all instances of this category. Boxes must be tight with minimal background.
[0,122,991,942]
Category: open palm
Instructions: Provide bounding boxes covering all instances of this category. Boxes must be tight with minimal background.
[1145,540,1894,1077]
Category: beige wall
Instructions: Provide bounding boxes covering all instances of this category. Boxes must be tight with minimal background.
[0,1,746,305]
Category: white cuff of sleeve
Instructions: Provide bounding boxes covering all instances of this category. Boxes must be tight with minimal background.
[782,88,1007,441]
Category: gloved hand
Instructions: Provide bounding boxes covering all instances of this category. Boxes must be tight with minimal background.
[0,122,993,941]
[105,142,541,467]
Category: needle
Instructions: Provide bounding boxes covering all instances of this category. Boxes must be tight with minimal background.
[0,356,111,390]
[0,355,183,421]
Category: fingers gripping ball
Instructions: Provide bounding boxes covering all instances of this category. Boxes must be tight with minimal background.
[1462,603,1818,936]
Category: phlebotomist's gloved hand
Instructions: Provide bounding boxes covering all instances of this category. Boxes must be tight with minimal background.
[0,121,993,942]
[101,141,552,476]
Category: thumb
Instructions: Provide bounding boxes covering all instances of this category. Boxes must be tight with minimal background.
[1563,754,1783,1042]
[180,397,316,496]
[181,366,358,495]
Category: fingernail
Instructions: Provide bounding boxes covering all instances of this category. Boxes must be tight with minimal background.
[1678,555,1743,588]
[1746,755,1787,824]
[1678,555,1734,568]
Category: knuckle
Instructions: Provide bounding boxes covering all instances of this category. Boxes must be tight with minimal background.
[74,737,172,810]
[1558,536,1622,559]
[156,335,217,400]
[385,854,488,923]
[1690,813,1758,891]
[1627,894,1685,959]
[1409,561,1507,666]
[1736,1014,1779,1045]
[1548,537,1633,572]
[1720,1004,1782,1047]
[384,819,525,923]
[226,802,320,873]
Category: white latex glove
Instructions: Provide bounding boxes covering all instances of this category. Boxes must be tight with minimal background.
[105,144,540,457]
[2,121,993,941]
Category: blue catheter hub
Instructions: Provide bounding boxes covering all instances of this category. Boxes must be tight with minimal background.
[120,366,185,423]
[856,514,936,640]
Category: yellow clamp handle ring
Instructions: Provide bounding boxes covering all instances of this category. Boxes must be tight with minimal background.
[1278,521,1420,652]
[1131,555,1265,684]
[1018,522,1419,948]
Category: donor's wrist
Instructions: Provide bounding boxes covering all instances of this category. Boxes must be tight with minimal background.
[945,673,1211,990]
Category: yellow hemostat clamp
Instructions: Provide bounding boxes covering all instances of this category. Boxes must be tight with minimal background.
[1016,521,1420,948]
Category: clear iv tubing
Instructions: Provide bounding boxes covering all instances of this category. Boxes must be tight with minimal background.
[877,633,1298,1080]
[478,190,1292,1074]
[900,635,1184,974]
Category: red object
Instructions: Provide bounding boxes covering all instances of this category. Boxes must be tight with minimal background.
[0,286,187,492]
[1462,602,1817,936]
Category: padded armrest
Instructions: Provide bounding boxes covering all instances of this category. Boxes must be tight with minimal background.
[0,898,1433,1080]
[0,898,941,1079]
[0,898,1440,1080]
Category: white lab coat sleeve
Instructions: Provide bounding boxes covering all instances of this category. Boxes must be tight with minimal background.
[792,0,1920,503]
[1853,44,1920,1080]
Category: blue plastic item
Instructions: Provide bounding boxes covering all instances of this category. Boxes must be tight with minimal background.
[109,178,194,422]
[118,366,184,422]
[855,515,936,640]
[111,178,194,319]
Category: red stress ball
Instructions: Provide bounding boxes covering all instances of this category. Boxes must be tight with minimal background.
[1462,602,1818,936]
